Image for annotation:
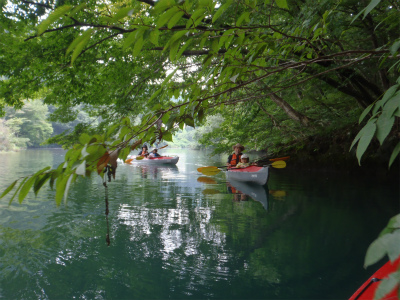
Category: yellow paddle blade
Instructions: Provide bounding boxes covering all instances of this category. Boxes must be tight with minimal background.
[200,169,221,176]
[202,188,220,195]
[197,166,221,176]
[197,176,217,184]
[125,158,133,164]
[271,160,286,168]
[136,156,144,160]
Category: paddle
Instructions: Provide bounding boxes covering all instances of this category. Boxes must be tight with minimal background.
[197,160,286,175]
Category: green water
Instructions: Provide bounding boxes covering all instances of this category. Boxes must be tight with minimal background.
[0,149,398,299]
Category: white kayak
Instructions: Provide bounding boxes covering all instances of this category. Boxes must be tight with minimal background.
[125,156,179,165]
[225,166,269,185]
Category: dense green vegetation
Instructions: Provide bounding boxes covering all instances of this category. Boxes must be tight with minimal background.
[0,0,399,297]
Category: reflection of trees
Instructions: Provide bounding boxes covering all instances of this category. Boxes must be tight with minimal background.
[1,154,398,299]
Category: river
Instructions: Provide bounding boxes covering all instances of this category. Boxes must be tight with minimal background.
[0,148,398,299]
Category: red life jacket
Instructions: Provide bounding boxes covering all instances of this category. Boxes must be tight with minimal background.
[230,153,242,166]
[141,150,147,156]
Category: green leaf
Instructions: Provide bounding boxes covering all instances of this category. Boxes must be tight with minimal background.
[123,31,138,50]
[364,233,389,268]
[363,0,381,19]
[79,133,91,144]
[163,131,173,142]
[69,4,86,17]
[18,175,37,204]
[376,114,394,145]
[0,180,18,199]
[359,103,374,123]
[111,7,135,23]
[34,173,51,196]
[389,142,400,168]
[381,85,399,106]
[162,68,178,86]
[212,1,232,23]
[69,29,94,64]
[275,0,288,9]
[186,8,206,28]
[37,5,73,35]
[170,39,180,61]
[356,121,377,165]
[236,11,251,26]
[157,6,179,27]
[55,174,70,206]
[17,168,51,202]
[153,0,176,14]
[176,40,192,60]
[168,10,185,29]
[374,272,400,300]
[9,178,27,205]
[66,28,93,55]
[184,117,195,127]
[132,36,144,57]
[390,39,400,56]
[150,29,160,46]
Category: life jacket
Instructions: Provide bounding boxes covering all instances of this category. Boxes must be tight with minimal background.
[230,153,242,166]
[141,150,147,156]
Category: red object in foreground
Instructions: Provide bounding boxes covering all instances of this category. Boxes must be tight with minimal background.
[349,257,400,300]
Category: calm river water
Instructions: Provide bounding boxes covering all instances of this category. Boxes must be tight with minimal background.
[0,149,398,300]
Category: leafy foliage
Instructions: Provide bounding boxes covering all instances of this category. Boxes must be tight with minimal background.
[0,0,398,200]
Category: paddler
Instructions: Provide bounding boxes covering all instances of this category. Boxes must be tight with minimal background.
[227,143,245,167]
[138,145,149,157]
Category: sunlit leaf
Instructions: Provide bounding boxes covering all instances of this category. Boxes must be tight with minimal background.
[18,175,37,203]
[275,0,288,9]
[212,0,232,23]
[153,0,176,14]
[55,174,69,206]
[37,5,73,35]
[0,180,18,199]
[70,29,94,64]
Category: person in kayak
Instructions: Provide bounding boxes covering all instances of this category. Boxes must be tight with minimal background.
[227,143,245,167]
[138,145,149,157]
[148,149,161,158]
[236,154,250,168]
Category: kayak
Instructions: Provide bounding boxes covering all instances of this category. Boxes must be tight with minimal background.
[125,156,179,165]
[227,178,268,211]
[225,166,269,185]
[349,257,400,300]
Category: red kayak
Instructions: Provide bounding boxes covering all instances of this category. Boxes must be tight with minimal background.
[349,257,400,300]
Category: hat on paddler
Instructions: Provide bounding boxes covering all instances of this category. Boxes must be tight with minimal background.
[232,143,245,151]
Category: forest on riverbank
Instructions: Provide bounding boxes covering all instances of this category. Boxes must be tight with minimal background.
[1,0,399,170]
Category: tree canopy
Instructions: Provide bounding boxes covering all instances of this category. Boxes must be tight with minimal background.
[0,0,399,197]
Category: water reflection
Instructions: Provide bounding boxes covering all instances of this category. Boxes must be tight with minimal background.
[0,149,398,300]
[227,179,269,211]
